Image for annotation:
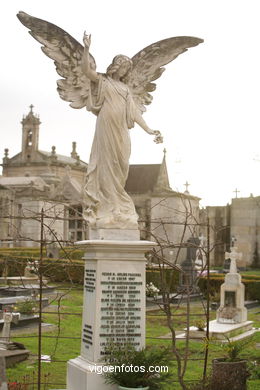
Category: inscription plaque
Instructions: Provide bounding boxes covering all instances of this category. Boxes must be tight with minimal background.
[100,271,142,354]
[82,268,97,354]
[225,291,236,307]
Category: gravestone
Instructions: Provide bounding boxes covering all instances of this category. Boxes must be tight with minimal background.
[67,239,155,390]
[178,237,200,291]
[194,234,206,272]
[0,311,29,368]
[0,312,21,345]
[217,247,247,323]
[185,246,255,341]
[1,312,12,344]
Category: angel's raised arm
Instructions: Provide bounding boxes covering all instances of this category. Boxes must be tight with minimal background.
[81,33,99,82]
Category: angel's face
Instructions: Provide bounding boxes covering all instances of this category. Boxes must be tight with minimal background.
[116,61,131,79]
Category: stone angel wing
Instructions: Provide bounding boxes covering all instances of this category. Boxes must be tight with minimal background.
[17,11,97,112]
[125,37,203,112]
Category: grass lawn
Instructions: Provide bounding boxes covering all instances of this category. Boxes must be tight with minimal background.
[6,284,260,389]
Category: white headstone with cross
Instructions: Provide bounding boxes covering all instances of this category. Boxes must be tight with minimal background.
[0,312,20,348]
[218,247,247,323]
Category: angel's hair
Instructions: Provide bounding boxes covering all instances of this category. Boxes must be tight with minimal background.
[106,55,133,78]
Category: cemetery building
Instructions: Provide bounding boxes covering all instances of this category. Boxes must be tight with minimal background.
[230,196,260,268]
[0,107,200,264]
[201,195,260,268]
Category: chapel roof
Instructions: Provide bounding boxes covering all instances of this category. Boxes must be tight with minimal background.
[126,164,162,194]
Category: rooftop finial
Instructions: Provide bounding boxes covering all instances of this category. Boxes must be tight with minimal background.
[71,141,79,159]
[3,148,9,165]
[29,104,34,114]
[184,180,190,194]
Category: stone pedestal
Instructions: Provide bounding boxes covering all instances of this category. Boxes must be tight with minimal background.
[67,239,155,390]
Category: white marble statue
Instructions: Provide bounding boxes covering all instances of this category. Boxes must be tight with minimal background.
[17,11,203,230]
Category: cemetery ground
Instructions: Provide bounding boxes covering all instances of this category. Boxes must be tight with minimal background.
[5,283,260,390]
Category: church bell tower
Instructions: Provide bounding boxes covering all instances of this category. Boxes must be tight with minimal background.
[21,104,41,161]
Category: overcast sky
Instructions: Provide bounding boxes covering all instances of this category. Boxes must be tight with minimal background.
[1,0,260,206]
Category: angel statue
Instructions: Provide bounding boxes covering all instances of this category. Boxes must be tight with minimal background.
[17,11,203,231]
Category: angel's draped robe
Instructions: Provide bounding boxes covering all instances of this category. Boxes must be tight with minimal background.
[83,75,139,230]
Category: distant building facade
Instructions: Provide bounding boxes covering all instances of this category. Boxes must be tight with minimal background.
[201,196,260,268]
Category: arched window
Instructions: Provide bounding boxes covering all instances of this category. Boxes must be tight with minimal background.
[27,130,33,146]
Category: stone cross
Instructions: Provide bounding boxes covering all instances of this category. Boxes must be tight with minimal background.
[1,312,13,344]
[225,246,242,273]
[233,188,240,198]
[184,181,190,193]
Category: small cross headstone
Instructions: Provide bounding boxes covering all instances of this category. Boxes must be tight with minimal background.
[195,234,206,271]
[1,312,13,344]
[179,237,200,291]
[218,246,247,323]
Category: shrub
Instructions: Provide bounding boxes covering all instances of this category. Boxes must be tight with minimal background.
[103,343,172,389]
[13,299,37,315]
[198,276,260,301]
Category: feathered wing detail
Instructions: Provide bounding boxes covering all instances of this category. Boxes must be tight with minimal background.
[125,36,203,112]
[17,11,97,112]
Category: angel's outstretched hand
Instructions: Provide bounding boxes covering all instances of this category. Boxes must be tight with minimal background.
[83,32,91,48]
[154,133,163,144]
[151,130,163,144]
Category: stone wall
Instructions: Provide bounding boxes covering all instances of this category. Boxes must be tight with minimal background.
[0,187,15,244]
[201,205,230,267]
[231,197,260,267]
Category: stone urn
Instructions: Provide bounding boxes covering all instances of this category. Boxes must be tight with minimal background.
[211,358,249,390]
